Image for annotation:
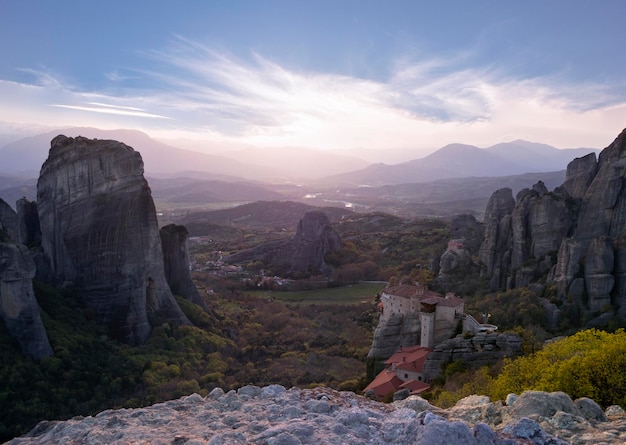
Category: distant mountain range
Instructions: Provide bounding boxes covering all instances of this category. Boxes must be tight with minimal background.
[0,125,601,219]
[324,140,599,186]
[0,126,600,187]
[0,127,370,181]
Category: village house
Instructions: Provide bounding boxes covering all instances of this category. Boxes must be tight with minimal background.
[363,345,432,399]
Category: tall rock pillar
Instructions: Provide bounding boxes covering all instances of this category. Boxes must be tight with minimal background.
[36,135,190,345]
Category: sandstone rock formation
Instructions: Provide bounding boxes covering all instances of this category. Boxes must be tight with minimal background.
[160,224,207,310]
[224,210,342,277]
[286,210,342,275]
[0,242,52,360]
[478,188,515,290]
[479,127,626,321]
[36,135,189,344]
[9,385,625,444]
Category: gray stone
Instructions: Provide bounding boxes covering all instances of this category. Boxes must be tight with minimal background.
[393,389,410,401]
[606,405,626,416]
[502,417,569,444]
[9,385,626,445]
[505,393,519,406]
[507,391,579,420]
[574,397,608,422]
[261,385,287,399]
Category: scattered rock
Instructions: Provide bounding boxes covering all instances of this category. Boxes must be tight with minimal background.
[12,387,619,445]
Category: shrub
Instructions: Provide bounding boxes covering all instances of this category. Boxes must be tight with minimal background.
[491,329,626,407]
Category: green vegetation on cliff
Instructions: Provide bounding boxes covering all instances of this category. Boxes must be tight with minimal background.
[428,329,626,409]
[492,328,626,407]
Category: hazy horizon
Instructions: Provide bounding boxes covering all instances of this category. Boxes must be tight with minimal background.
[2,1,625,161]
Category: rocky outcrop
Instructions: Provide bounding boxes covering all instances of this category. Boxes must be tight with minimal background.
[224,210,342,277]
[9,386,626,444]
[36,135,189,345]
[423,332,522,381]
[478,188,515,290]
[160,224,206,310]
[479,128,626,322]
[439,247,473,276]
[561,152,597,200]
[286,211,342,275]
[0,242,52,360]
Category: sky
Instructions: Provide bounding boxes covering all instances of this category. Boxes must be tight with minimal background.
[1,0,626,157]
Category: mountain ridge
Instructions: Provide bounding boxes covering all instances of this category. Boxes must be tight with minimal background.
[324,141,599,186]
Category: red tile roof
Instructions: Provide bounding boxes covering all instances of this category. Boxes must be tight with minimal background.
[382,284,448,301]
[385,345,432,372]
[399,379,430,395]
[363,370,405,398]
[382,284,422,298]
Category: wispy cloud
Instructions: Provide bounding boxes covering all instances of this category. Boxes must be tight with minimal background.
[51,103,170,119]
[1,36,625,152]
[133,37,625,149]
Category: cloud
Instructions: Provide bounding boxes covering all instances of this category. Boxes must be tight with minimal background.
[51,103,171,119]
[1,36,625,153]
[134,37,625,149]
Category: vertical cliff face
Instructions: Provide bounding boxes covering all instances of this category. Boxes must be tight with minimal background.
[37,135,189,344]
[481,128,626,320]
[16,198,41,247]
[0,198,18,241]
[0,242,53,360]
[160,224,206,310]
[478,188,515,290]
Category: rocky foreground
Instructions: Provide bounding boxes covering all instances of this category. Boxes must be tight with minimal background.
[7,386,626,445]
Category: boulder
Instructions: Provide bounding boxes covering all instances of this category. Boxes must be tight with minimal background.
[505,390,579,420]
[0,242,52,360]
[36,135,189,344]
